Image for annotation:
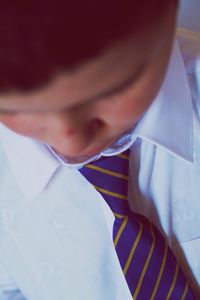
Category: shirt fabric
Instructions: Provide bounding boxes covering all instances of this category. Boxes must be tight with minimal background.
[0,28,200,299]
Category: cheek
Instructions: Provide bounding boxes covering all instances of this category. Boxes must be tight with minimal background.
[0,114,41,137]
[102,62,167,130]
[99,91,153,131]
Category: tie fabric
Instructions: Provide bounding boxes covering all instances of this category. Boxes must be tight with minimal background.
[80,150,195,300]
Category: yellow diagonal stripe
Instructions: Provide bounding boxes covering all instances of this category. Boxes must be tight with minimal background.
[150,240,168,300]
[114,212,126,219]
[133,223,155,299]
[86,164,129,180]
[166,262,179,300]
[114,216,128,247]
[94,185,128,200]
[181,282,189,300]
[117,153,129,160]
[124,221,143,275]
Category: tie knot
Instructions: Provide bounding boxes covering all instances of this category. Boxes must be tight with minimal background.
[80,150,130,216]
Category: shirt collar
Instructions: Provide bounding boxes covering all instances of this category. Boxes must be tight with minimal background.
[0,123,61,202]
[133,39,193,162]
[0,39,193,203]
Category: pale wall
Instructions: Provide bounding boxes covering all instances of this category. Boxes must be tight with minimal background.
[178,0,200,31]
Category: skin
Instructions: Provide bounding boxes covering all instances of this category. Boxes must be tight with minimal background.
[0,3,178,162]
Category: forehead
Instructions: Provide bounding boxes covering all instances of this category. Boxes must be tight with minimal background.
[0,26,166,113]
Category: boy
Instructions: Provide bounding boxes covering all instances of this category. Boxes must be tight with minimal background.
[0,0,199,298]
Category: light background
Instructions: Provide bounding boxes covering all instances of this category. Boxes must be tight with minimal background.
[178,0,200,31]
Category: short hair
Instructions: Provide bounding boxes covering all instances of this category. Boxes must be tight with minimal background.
[0,1,175,92]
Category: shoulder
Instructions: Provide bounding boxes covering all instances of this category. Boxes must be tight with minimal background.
[176,28,200,75]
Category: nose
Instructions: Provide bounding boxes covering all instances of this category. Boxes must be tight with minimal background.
[44,110,105,156]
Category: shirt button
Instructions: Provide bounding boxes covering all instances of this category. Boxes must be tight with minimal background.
[183,210,194,222]
[53,219,64,229]
[2,209,14,223]
[42,263,55,275]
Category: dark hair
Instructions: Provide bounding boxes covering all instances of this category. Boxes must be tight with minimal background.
[0,1,173,92]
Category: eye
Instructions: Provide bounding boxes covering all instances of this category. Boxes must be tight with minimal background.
[0,109,19,115]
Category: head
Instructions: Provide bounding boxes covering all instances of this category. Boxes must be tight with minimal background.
[0,0,179,161]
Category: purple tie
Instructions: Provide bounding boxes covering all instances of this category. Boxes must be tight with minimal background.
[80,150,195,299]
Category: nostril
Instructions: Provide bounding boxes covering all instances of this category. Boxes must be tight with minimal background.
[86,118,104,136]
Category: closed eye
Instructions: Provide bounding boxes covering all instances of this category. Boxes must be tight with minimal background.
[0,109,19,115]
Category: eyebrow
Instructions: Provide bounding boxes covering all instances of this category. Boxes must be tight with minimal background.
[0,63,145,113]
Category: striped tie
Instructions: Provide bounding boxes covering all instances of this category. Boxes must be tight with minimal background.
[80,150,195,300]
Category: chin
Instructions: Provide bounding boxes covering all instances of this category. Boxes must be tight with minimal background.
[56,148,102,160]
[55,140,113,158]
[50,140,113,164]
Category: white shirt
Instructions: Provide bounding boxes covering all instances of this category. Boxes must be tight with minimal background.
[0,28,200,299]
